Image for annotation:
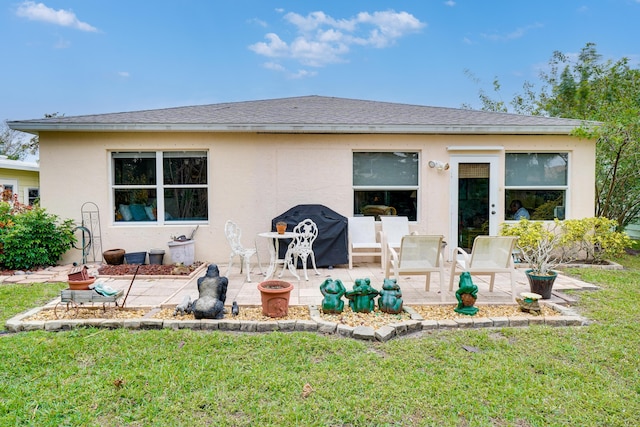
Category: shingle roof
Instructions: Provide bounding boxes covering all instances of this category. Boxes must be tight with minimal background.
[8,95,588,135]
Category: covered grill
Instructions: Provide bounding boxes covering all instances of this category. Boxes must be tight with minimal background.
[272,204,348,267]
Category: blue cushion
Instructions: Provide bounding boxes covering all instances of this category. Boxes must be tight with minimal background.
[119,204,132,221]
[130,204,148,221]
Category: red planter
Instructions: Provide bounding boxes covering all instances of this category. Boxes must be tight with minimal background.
[257,280,293,318]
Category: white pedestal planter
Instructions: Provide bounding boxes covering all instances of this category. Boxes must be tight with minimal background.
[167,240,195,266]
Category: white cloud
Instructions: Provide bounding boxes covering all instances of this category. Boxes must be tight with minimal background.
[16,1,98,32]
[117,71,130,78]
[444,1,456,6]
[262,61,317,79]
[53,36,70,49]
[249,9,425,68]
[481,22,543,41]
[248,18,268,28]
[263,62,285,71]
[289,69,318,79]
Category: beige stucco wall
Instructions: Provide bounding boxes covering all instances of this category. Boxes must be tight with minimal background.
[38,131,595,266]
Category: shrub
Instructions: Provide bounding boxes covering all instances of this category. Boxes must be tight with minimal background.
[501,217,631,275]
[500,219,565,275]
[0,201,76,270]
[560,217,630,263]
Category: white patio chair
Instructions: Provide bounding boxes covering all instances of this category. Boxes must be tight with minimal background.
[224,220,260,282]
[449,236,518,298]
[348,216,383,269]
[280,218,320,281]
[379,216,413,270]
[385,235,445,294]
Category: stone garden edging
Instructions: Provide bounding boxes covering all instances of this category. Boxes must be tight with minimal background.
[4,302,589,342]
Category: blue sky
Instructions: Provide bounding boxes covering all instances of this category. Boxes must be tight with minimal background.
[2,0,640,124]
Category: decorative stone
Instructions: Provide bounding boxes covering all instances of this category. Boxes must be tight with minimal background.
[295,320,318,332]
[277,320,297,331]
[337,324,355,337]
[508,317,529,327]
[317,320,337,334]
[375,326,396,342]
[239,321,257,332]
[352,325,376,340]
[490,317,509,327]
[421,320,439,330]
[516,292,542,315]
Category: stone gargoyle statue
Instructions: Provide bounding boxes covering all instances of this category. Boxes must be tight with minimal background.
[192,264,228,319]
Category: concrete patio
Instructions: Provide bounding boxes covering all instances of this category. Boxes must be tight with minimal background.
[14,260,599,310]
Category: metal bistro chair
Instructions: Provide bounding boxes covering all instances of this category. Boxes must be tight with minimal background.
[224,220,260,282]
[280,218,320,281]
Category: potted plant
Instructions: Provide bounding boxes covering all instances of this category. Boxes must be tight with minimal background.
[257,280,293,317]
[500,219,566,299]
[275,221,287,234]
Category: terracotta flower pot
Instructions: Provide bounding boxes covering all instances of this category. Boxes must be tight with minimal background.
[103,249,125,265]
[68,277,96,290]
[257,280,293,318]
[276,222,287,234]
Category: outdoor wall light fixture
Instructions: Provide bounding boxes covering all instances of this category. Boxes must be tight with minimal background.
[428,160,450,171]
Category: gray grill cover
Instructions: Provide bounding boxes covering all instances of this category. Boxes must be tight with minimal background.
[272,204,348,267]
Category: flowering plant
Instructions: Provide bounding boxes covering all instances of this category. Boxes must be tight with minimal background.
[500,219,567,276]
[501,217,629,276]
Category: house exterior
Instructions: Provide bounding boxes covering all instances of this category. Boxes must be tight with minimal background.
[0,155,39,205]
[8,96,595,264]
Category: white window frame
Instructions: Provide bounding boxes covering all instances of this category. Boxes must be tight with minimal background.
[352,151,420,221]
[504,151,570,221]
[110,150,209,226]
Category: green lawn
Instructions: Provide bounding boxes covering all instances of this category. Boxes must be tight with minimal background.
[1,256,639,426]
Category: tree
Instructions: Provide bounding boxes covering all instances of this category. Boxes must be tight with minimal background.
[2,112,61,161]
[0,121,35,160]
[468,43,640,229]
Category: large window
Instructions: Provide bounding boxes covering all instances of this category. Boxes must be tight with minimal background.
[112,151,208,223]
[505,153,568,220]
[353,152,419,220]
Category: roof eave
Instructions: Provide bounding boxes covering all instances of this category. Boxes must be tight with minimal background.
[8,122,581,135]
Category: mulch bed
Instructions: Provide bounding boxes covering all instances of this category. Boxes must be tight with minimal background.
[97,262,203,276]
[26,304,558,328]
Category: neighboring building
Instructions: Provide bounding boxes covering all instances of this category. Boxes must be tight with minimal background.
[8,96,595,264]
[625,219,640,240]
[0,155,39,205]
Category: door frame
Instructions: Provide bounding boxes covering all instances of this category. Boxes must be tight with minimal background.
[448,154,500,260]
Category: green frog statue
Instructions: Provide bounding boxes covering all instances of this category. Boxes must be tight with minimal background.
[378,278,403,314]
[345,278,379,313]
[319,278,347,314]
[454,271,479,315]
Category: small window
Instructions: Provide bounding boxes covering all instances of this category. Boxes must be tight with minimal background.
[353,152,419,220]
[505,153,568,220]
[27,188,39,205]
[112,151,208,224]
